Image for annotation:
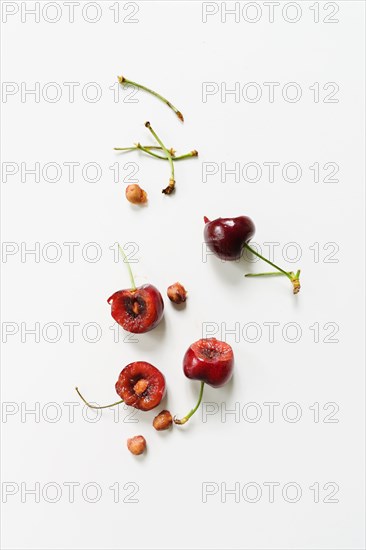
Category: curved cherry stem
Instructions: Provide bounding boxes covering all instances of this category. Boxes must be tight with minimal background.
[244,243,301,294]
[75,387,123,409]
[174,382,205,425]
[118,76,184,121]
[118,243,136,291]
[145,122,175,194]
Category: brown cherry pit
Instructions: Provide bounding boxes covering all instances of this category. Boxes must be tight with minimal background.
[125,184,147,205]
[127,435,146,455]
[167,282,187,304]
[153,410,173,431]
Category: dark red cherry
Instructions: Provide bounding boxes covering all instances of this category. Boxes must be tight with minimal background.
[108,284,164,334]
[183,338,234,388]
[115,361,166,411]
[204,216,255,260]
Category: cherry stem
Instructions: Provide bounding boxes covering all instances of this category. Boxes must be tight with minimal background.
[137,144,175,160]
[118,243,136,291]
[114,145,198,162]
[114,145,165,153]
[244,243,301,294]
[115,144,175,160]
[145,122,175,194]
[149,150,198,161]
[172,151,198,161]
[118,76,184,121]
[75,387,123,409]
[174,382,205,425]
[137,144,197,162]
[245,271,291,277]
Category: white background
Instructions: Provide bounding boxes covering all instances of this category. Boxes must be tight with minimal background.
[1,1,365,549]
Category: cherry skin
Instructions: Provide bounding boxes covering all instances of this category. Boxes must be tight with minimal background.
[183,338,234,388]
[115,361,166,411]
[108,284,164,334]
[204,216,255,261]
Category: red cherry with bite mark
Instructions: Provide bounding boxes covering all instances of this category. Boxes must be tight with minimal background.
[183,338,234,388]
[115,361,166,411]
[108,244,164,333]
[174,338,234,425]
[204,216,301,294]
[75,361,165,412]
[108,284,164,334]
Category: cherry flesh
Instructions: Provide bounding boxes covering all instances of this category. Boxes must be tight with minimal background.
[115,361,166,411]
[108,284,164,334]
[204,216,255,261]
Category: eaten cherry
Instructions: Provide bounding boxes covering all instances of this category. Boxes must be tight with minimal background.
[115,361,166,411]
[76,361,166,412]
[204,216,301,294]
[108,244,164,333]
[174,338,234,425]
